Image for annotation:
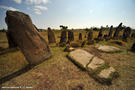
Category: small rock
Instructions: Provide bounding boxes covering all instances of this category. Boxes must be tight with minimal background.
[98,67,116,79]
[64,46,75,52]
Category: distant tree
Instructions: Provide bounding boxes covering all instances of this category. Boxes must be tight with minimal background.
[85,28,89,32]
[60,25,68,30]
[93,27,98,31]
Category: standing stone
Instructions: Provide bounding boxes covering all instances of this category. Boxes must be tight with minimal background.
[47,27,56,43]
[68,31,74,41]
[95,28,103,42]
[6,32,17,48]
[71,31,74,41]
[122,27,131,41]
[59,30,67,46]
[81,40,86,47]
[113,23,122,39]
[87,31,94,44]
[79,33,82,40]
[5,10,52,65]
[131,32,135,38]
[131,42,135,52]
[98,28,103,39]
[108,25,113,39]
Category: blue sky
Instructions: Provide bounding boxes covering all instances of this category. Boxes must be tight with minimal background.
[0,0,135,29]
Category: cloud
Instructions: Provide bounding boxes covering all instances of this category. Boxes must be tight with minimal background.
[35,5,48,10]
[13,0,22,4]
[34,9,41,15]
[26,0,49,4]
[0,5,19,11]
[34,5,48,15]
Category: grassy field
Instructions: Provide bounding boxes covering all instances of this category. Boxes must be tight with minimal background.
[0,30,135,90]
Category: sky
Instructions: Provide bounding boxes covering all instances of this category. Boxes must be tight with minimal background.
[0,0,135,29]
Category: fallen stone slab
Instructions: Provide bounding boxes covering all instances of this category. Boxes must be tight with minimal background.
[98,67,115,79]
[87,57,105,70]
[95,44,120,53]
[96,67,119,84]
[68,49,94,68]
[68,49,119,84]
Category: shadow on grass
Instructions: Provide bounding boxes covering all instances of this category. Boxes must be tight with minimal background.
[0,64,35,85]
[0,48,19,55]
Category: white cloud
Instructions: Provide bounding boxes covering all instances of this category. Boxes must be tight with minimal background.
[0,5,19,11]
[26,0,49,4]
[34,9,41,15]
[13,0,22,4]
[34,5,48,15]
[35,5,48,10]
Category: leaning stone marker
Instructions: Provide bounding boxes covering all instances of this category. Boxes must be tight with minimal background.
[122,27,131,41]
[113,23,122,39]
[59,30,67,46]
[48,27,56,43]
[6,32,17,48]
[79,33,82,40]
[87,31,94,45]
[131,42,135,52]
[108,25,113,39]
[5,10,52,65]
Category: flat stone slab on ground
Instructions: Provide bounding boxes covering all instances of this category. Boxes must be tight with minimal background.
[87,57,105,70]
[68,49,94,68]
[95,45,120,53]
[68,49,118,84]
[98,67,116,79]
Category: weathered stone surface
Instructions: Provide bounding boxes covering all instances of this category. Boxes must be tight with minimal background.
[131,32,135,38]
[95,28,103,42]
[47,27,56,43]
[95,45,120,52]
[33,24,39,32]
[79,33,82,40]
[97,28,103,39]
[122,27,131,41]
[6,32,17,48]
[59,30,67,46]
[68,49,118,84]
[68,49,94,68]
[68,31,74,41]
[5,10,52,65]
[131,42,135,52]
[87,31,94,45]
[113,23,122,39]
[98,67,116,79]
[108,25,113,38]
[87,57,105,70]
